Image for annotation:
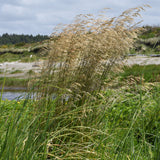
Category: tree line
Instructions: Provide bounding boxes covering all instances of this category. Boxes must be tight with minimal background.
[0,33,49,45]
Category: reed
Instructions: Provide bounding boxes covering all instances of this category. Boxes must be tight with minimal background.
[40,6,148,102]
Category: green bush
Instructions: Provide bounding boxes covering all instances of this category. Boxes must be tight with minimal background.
[15,42,26,47]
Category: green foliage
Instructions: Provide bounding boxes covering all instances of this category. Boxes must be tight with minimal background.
[15,42,26,47]
[0,52,44,63]
[0,69,3,74]
[0,45,8,49]
[10,70,23,74]
[105,86,160,159]
[140,32,155,39]
[121,64,160,82]
[27,70,35,75]
[0,53,20,62]
[140,25,160,39]
[0,33,49,45]
[0,85,160,159]
[0,77,28,87]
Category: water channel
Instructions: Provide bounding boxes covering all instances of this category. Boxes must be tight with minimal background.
[2,91,27,100]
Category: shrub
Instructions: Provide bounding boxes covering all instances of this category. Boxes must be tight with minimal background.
[15,42,26,47]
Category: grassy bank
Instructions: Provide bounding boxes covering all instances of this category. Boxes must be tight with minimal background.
[0,40,49,63]
[0,52,46,63]
[121,64,160,82]
[0,85,159,159]
[133,25,160,55]
[0,77,28,88]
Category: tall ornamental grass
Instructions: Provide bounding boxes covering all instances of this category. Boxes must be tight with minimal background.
[40,6,148,102]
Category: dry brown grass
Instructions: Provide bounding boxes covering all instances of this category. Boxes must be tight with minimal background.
[31,6,152,159]
[39,5,149,102]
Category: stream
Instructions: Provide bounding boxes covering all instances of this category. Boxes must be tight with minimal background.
[1,91,27,100]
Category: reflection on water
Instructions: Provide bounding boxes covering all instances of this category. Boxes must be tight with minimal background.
[2,91,57,101]
[2,92,27,100]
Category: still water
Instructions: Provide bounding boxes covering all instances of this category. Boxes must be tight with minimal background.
[2,92,27,100]
[2,91,56,101]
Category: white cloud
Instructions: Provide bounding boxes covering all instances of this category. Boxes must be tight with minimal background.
[19,0,48,5]
[1,4,25,16]
[0,4,35,22]
[0,0,159,35]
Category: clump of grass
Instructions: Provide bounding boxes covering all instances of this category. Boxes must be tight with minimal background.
[27,70,35,75]
[40,6,148,101]
[0,77,28,87]
[0,69,4,74]
[0,53,20,62]
[10,70,23,74]
[36,5,149,159]
[0,83,160,159]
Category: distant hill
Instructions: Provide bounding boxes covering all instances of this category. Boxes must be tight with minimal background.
[130,25,160,55]
[0,33,49,45]
[139,25,160,39]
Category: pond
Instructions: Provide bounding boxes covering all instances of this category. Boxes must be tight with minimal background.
[1,87,56,101]
[1,91,27,100]
[1,91,55,101]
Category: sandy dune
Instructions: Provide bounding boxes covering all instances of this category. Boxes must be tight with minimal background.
[0,60,44,78]
[1,56,160,78]
[124,56,160,65]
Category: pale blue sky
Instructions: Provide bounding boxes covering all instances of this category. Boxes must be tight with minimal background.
[0,0,159,35]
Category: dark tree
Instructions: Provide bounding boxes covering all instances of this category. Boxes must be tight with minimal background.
[0,33,49,45]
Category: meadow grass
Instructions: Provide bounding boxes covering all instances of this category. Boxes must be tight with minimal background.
[0,77,28,87]
[0,52,46,63]
[121,64,160,82]
[0,85,160,159]
[10,70,23,74]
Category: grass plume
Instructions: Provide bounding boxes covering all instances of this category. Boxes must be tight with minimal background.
[40,6,147,102]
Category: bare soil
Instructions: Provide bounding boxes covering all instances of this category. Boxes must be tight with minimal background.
[1,56,160,78]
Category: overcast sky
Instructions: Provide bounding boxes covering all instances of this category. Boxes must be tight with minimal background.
[0,0,159,35]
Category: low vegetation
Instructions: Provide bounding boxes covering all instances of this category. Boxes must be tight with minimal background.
[133,25,160,55]
[0,40,49,62]
[140,25,160,39]
[0,51,46,63]
[0,26,160,63]
[0,5,160,159]
[121,64,160,82]
[0,83,159,159]
[10,70,23,74]
[0,77,28,88]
